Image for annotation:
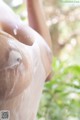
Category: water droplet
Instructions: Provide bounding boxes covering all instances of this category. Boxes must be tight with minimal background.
[13,25,18,35]
[13,28,17,35]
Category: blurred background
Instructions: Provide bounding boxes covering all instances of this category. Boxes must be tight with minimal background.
[2,0,80,120]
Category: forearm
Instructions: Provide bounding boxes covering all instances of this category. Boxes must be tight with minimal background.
[27,0,52,48]
[0,0,52,48]
[0,1,33,45]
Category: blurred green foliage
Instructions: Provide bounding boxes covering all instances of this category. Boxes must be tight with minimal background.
[37,58,80,120]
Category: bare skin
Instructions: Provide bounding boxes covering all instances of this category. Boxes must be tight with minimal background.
[27,0,52,48]
[0,0,52,120]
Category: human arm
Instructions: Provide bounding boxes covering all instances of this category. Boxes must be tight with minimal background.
[27,0,52,48]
